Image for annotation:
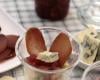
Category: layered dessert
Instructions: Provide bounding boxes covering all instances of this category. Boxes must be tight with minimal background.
[23,28,73,80]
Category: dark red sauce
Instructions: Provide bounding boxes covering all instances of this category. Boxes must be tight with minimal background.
[26,54,60,70]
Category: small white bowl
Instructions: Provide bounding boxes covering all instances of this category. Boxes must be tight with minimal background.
[82,61,100,80]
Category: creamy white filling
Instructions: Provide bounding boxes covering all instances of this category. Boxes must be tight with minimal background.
[36,51,59,63]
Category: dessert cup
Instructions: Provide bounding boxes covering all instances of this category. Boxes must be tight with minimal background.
[15,27,80,80]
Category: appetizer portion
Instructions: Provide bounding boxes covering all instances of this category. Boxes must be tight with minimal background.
[25,28,72,70]
[77,27,100,64]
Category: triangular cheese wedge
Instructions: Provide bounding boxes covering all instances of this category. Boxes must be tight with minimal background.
[81,34,100,64]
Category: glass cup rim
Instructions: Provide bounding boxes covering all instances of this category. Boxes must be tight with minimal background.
[82,61,100,80]
[15,26,80,74]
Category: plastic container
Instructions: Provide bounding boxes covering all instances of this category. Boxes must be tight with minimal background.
[15,27,80,80]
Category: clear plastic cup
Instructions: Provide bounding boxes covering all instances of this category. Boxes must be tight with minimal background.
[15,27,80,80]
[72,0,100,29]
[82,61,100,80]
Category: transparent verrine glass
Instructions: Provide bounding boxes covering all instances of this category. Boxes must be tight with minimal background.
[15,27,80,80]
